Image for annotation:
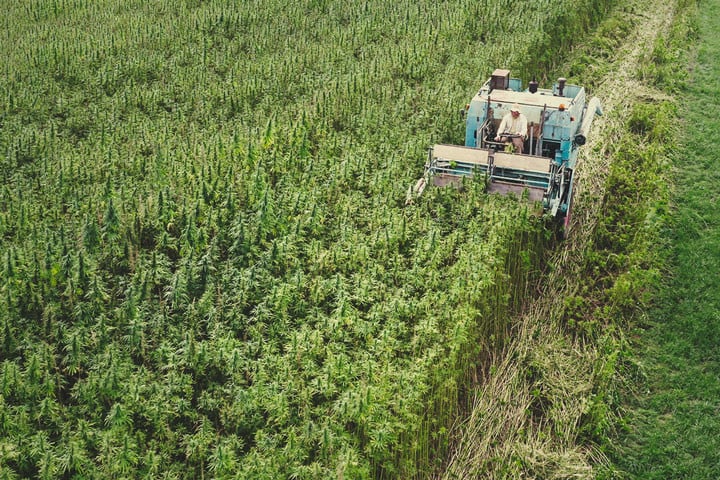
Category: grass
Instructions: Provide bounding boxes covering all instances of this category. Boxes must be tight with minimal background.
[607,0,720,477]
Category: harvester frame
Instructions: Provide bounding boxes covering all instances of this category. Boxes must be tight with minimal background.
[409,69,601,234]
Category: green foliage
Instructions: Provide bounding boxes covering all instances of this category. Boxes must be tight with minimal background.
[559,10,692,450]
[565,8,636,87]
[0,0,607,477]
[637,0,699,92]
[566,99,674,340]
[606,0,720,475]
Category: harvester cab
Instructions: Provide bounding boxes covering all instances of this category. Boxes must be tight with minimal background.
[409,69,602,233]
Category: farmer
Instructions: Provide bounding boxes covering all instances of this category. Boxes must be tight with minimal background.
[495,104,528,153]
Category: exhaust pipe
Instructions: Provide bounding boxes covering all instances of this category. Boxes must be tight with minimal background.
[529,78,538,93]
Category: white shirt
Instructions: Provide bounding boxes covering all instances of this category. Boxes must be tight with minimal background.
[498,112,528,139]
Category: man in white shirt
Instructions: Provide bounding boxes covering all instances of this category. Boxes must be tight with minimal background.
[495,104,528,153]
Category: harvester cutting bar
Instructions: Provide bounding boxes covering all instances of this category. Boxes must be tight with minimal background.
[420,144,490,190]
[415,144,552,203]
[490,152,552,189]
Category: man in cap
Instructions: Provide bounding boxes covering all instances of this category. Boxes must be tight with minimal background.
[495,104,528,153]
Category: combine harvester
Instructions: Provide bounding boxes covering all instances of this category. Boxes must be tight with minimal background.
[409,69,601,235]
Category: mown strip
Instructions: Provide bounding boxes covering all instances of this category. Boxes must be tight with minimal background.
[603,0,720,476]
[543,0,702,470]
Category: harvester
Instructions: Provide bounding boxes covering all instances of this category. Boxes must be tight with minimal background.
[409,69,601,233]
